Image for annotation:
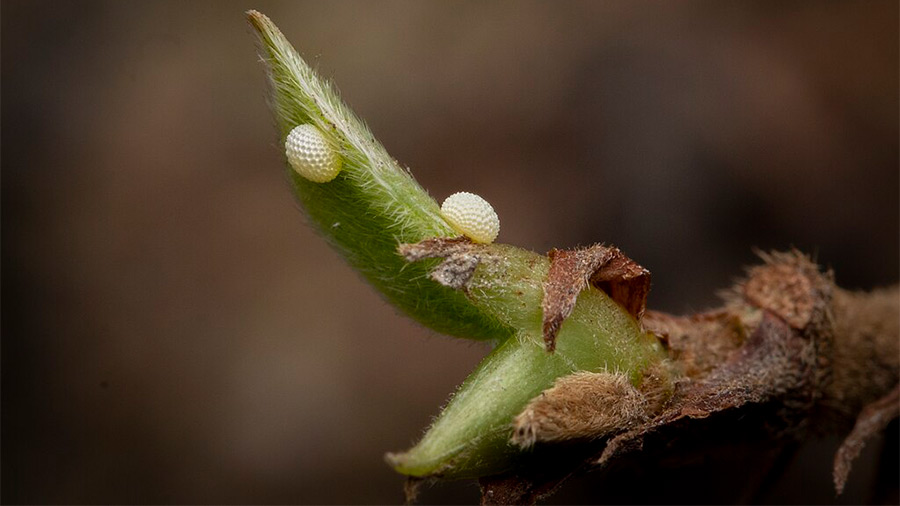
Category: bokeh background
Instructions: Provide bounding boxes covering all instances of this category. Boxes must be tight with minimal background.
[3,1,897,503]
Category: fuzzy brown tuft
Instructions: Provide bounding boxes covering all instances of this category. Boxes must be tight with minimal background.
[511,371,651,448]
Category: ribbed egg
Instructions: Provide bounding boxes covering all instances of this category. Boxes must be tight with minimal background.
[440,192,500,244]
[284,124,342,183]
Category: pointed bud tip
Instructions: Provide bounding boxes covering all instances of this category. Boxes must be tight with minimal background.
[245,9,266,24]
[246,10,277,38]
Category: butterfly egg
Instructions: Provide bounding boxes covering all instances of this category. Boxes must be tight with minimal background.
[440,192,500,244]
[284,124,342,183]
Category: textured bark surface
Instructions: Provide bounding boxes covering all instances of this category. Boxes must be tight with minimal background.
[477,250,899,505]
[833,385,900,495]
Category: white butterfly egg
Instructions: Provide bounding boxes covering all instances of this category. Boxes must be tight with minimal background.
[284,124,342,183]
[440,192,500,244]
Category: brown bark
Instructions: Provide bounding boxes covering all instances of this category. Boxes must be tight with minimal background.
[480,250,899,504]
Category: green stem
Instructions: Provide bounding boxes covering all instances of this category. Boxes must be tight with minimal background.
[388,266,665,478]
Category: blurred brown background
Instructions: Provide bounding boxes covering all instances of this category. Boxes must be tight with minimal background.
[3,1,897,504]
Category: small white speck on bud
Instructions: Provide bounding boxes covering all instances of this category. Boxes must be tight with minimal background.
[285,124,342,183]
[440,192,500,244]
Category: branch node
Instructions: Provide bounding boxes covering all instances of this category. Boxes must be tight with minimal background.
[542,245,649,352]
